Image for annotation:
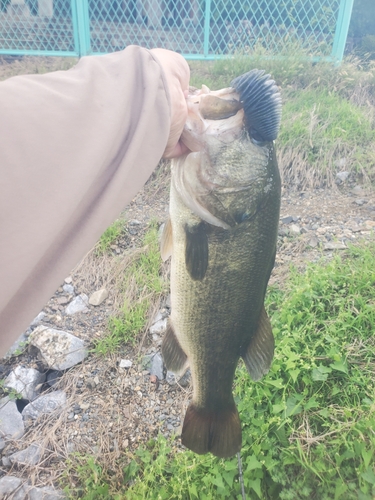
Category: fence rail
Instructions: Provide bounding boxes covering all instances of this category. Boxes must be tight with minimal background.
[0,0,354,62]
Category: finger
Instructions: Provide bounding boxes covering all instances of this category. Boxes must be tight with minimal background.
[163,139,190,159]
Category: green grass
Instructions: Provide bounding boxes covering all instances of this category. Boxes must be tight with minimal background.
[189,49,375,186]
[65,242,375,499]
[95,219,124,256]
[93,224,166,354]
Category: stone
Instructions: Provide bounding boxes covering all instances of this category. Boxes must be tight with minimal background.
[177,369,191,387]
[63,284,75,294]
[22,390,67,420]
[119,359,132,369]
[150,353,164,380]
[13,484,66,500]
[352,185,366,196]
[165,295,171,308]
[323,242,346,251]
[64,276,73,284]
[0,397,24,439]
[4,366,45,401]
[166,369,190,387]
[336,171,349,182]
[308,237,319,248]
[289,224,301,235]
[281,215,293,224]
[29,326,87,370]
[0,438,5,450]
[0,476,22,496]
[3,332,29,358]
[30,311,47,327]
[354,199,366,206]
[89,289,109,306]
[150,318,167,335]
[65,294,89,315]
[9,443,43,466]
[57,296,69,305]
[363,220,375,229]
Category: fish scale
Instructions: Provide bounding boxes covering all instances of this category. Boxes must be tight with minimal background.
[161,69,282,458]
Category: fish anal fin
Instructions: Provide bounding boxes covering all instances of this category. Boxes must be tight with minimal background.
[185,222,209,281]
[160,218,173,261]
[161,320,187,375]
[182,402,241,458]
[242,305,274,381]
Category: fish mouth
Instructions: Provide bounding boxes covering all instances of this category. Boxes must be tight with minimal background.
[182,70,282,151]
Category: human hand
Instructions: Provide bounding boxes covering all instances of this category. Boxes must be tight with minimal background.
[150,48,190,159]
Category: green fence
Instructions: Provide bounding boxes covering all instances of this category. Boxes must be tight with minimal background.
[0,0,353,62]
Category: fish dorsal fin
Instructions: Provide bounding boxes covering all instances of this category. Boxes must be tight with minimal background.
[231,69,282,143]
[185,222,209,281]
[160,218,173,261]
[161,320,188,375]
[242,305,274,381]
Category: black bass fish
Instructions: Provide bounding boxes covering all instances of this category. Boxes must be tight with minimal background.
[161,70,282,458]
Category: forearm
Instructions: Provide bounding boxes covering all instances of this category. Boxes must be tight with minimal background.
[0,46,170,356]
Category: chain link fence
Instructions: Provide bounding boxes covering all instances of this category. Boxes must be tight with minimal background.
[0,0,353,61]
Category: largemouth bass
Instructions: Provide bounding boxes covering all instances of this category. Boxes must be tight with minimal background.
[161,70,282,458]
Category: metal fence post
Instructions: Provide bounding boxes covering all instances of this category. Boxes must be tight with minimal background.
[331,0,354,64]
[203,0,212,57]
[71,0,91,56]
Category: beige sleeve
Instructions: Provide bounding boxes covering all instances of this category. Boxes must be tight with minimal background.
[0,45,171,356]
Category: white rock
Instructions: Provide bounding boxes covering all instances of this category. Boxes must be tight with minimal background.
[324,242,346,250]
[63,284,75,294]
[119,359,132,369]
[150,353,164,380]
[29,326,87,370]
[289,224,301,235]
[0,397,25,439]
[65,294,89,315]
[9,443,42,466]
[4,366,45,401]
[89,289,109,306]
[64,276,73,284]
[13,484,66,500]
[150,319,167,335]
[0,476,22,496]
[22,390,67,420]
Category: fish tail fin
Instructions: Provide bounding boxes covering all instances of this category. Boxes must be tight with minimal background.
[181,402,241,458]
[242,305,274,381]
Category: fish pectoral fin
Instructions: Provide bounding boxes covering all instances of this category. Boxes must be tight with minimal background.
[182,402,241,458]
[161,320,188,375]
[160,217,173,261]
[185,222,209,281]
[242,305,274,381]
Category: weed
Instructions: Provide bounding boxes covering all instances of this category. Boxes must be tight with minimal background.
[95,219,124,256]
[120,243,375,499]
[93,224,166,354]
